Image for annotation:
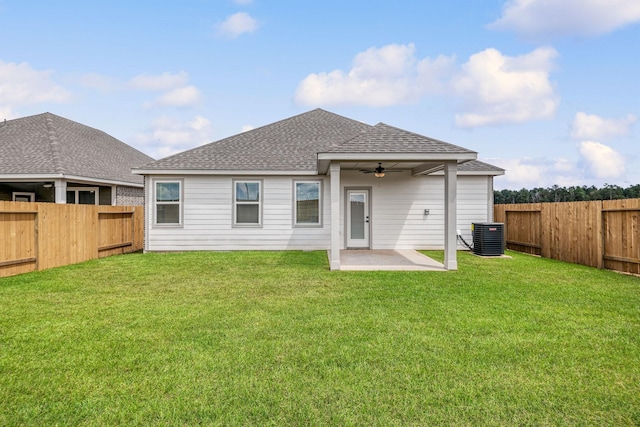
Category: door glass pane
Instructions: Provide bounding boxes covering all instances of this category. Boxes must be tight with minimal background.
[78,190,96,205]
[350,194,365,239]
[236,204,259,224]
[66,191,75,204]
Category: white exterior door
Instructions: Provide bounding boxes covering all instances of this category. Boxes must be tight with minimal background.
[346,189,370,248]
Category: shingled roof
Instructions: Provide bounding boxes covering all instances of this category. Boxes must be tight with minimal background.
[137,109,501,174]
[139,109,371,172]
[324,123,476,155]
[0,113,153,185]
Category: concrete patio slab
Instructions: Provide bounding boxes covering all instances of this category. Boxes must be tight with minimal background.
[338,249,447,271]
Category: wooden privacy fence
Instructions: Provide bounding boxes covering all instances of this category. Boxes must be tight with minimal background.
[0,201,144,278]
[494,199,640,275]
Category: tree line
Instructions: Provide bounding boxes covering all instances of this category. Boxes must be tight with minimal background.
[494,183,640,204]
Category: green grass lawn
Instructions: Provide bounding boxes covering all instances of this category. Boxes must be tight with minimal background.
[0,250,638,426]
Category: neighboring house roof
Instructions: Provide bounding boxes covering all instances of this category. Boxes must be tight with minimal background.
[135,109,502,175]
[0,112,154,186]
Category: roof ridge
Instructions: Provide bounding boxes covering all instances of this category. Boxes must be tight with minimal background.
[44,112,64,174]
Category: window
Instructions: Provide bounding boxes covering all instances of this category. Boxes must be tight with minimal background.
[234,180,261,226]
[67,187,99,205]
[12,192,35,202]
[155,181,181,225]
[294,181,321,226]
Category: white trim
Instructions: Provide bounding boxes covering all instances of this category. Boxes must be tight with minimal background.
[133,169,317,176]
[12,192,35,202]
[66,187,100,205]
[153,179,183,227]
[443,162,458,270]
[293,180,323,227]
[346,188,371,249]
[329,163,341,270]
[318,152,477,161]
[430,170,505,176]
[0,174,143,187]
[233,179,263,227]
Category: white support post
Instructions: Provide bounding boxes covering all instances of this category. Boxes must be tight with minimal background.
[329,162,341,270]
[444,162,458,270]
[54,179,67,204]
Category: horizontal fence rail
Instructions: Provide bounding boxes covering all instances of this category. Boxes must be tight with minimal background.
[494,199,640,275]
[0,201,143,278]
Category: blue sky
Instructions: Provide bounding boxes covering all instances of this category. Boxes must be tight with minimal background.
[0,0,638,190]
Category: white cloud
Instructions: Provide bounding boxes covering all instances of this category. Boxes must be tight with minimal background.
[578,141,626,179]
[489,0,640,39]
[492,156,583,189]
[571,112,637,140]
[0,60,71,116]
[241,124,255,132]
[451,47,559,128]
[129,72,188,91]
[129,71,202,109]
[134,115,214,158]
[493,158,547,188]
[155,85,202,107]
[295,44,559,128]
[217,12,259,38]
[295,44,454,106]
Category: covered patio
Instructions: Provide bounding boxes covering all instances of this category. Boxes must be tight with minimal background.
[317,123,478,272]
[338,249,447,271]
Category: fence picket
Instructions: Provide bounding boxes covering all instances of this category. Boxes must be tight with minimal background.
[0,201,144,278]
[495,199,640,275]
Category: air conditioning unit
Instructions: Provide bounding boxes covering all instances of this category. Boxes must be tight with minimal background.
[472,223,504,256]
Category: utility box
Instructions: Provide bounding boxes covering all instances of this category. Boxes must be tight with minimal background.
[472,223,504,256]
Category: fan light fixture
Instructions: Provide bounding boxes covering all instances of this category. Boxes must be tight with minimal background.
[374,163,385,178]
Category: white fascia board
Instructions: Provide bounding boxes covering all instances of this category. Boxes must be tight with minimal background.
[132,169,318,176]
[317,152,477,162]
[0,174,144,187]
[63,175,144,187]
[0,173,64,181]
[317,153,478,175]
[430,170,506,176]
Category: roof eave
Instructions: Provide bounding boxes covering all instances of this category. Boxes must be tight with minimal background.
[317,152,478,175]
[0,173,144,187]
[430,170,506,176]
[132,168,318,176]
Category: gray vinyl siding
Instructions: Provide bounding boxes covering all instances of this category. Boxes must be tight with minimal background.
[147,176,331,251]
[145,173,492,252]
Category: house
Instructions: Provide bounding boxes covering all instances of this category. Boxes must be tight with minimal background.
[0,112,154,205]
[133,109,504,270]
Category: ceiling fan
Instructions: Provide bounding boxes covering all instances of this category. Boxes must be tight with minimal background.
[359,162,402,178]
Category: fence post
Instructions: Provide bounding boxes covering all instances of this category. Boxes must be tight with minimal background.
[596,200,604,269]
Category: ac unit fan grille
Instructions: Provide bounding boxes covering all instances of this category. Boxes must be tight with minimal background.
[472,223,504,256]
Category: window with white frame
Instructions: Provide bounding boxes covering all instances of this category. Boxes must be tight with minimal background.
[294,181,321,226]
[234,180,261,226]
[66,187,99,205]
[155,181,181,225]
